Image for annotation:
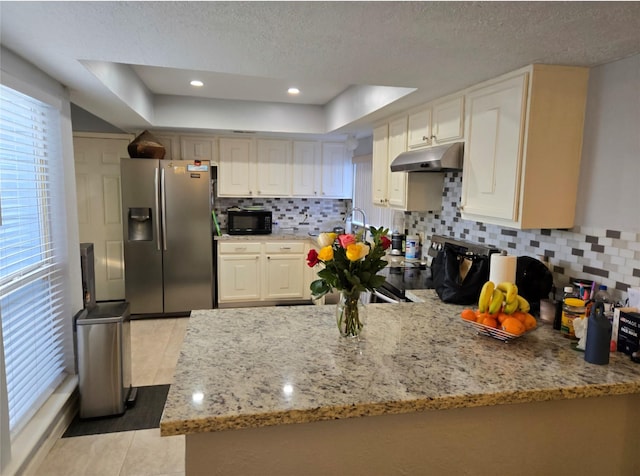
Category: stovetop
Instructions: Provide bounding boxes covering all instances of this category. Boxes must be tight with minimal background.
[379,264,433,299]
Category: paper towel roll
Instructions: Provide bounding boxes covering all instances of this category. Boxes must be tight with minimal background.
[489,253,517,284]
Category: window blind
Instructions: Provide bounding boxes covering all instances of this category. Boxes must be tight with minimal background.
[0,84,67,434]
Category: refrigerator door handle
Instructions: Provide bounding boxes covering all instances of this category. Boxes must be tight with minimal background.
[154,167,161,251]
[161,167,168,251]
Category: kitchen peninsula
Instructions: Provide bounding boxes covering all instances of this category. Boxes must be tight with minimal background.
[161,291,640,475]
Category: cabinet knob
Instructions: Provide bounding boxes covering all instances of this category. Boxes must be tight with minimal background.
[267,256,271,260]
[249,191,253,195]
[431,135,437,141]
[422,136,428,141]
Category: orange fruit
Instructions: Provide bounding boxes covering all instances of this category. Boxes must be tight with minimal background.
[476,312,491,323]
[501,317,525,335]
[481,316,498,329]
[523,313,537,331]
[460,309,477,321]
[511,311,527,323]
[497,312,510,325]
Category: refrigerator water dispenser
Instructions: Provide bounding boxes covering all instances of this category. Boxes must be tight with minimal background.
[128,207,152,241]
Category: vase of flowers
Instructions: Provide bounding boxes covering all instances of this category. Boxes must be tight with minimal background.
[306,227,391,337]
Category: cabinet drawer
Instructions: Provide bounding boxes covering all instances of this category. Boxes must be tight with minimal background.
[264,242,305,254]
[218,242,262,254]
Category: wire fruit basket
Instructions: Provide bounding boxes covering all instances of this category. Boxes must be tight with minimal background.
[463,319,539,342]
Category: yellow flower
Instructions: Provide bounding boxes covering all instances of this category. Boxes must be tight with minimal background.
[318,245,334,261]
[346,242,369,261]
[317,232,337,248]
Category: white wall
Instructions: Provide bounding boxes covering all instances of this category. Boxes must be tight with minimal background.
[575,54,640,230]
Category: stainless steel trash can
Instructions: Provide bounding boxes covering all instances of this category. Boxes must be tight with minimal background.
[75,301,132,418]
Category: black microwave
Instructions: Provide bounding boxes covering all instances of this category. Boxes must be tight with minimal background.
[227,209,272,235]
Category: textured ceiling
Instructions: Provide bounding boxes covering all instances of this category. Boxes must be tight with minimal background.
[1,1,639,136]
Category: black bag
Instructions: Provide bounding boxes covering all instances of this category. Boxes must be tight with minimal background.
[431,244,490,305]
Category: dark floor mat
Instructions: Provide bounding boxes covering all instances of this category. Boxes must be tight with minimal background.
[62,384,169,438]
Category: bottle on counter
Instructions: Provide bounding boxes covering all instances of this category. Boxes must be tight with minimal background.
[593,285,614,320]
[584,301,612,365]
[561,287,586,340]
[554,286,573,330]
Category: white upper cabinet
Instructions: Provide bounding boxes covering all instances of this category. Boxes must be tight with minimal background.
[373,119,443,212]
[151,133,181,160]
[218,138,254,196]
[292,141,321,197]
[407,109,432,149]
[387,117,409,208]
[461,65,589,229]
[372,124,389,206]
[218,137,350,198]
[321,142,352,198]
[406,95,463,149]
[181,136,218,164]
[256,139,291,196]
[431,95,464,144]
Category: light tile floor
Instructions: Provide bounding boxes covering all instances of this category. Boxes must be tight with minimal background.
[34,317,189,476]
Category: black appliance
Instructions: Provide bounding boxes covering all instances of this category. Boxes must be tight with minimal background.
[227,208,272,235]
[373,263,430,302]
[374,235,499,303]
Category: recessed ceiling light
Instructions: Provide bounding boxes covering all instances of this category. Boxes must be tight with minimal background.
[287,87,300,95]
[190,80,204,87]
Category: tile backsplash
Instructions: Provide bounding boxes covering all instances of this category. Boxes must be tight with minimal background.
[406,172,640,304]
[214,197,351,233]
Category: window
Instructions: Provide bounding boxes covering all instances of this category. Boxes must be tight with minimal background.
[352,154,396,231]
[0,84,68,435]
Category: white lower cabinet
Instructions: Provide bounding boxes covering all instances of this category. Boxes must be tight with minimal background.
[264,242,305,299]
[217,240,311,306]
[217,242,262,303]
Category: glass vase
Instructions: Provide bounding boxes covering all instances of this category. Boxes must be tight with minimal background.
[336,290,365,337]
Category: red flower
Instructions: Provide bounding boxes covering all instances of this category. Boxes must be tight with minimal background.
[306,248,319,267]
[380,235,391,250]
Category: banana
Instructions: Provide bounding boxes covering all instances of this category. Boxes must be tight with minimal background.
[497,282,518,304]
[478,281,495,312]
[503,298,519,315]
[488,289,504,315]
[517,295,530,313]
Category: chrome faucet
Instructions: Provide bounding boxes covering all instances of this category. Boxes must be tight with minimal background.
[345,207,368,240]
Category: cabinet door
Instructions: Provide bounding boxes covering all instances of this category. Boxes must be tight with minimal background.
[387,117,408,209]
[264,255,305,299]
[321,143,352,198]
[372,124,389,206]
[218,138,253,196]
[432,96,464,144]
[461,74,528,221]
[256,139,291,197]
[218,254,261,302]
[292,141,320,196]
[407,109,432,149]
[152,133,181,160]
[181,136,216,164]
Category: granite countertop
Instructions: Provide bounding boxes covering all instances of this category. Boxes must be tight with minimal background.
[405,289,432,302]
[160,290,640,436]
[215,232,315,241]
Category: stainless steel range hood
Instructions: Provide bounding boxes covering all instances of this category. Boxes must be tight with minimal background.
[390,142,463,172]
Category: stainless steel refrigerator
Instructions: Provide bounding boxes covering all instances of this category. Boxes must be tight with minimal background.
[120,159,214,316]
